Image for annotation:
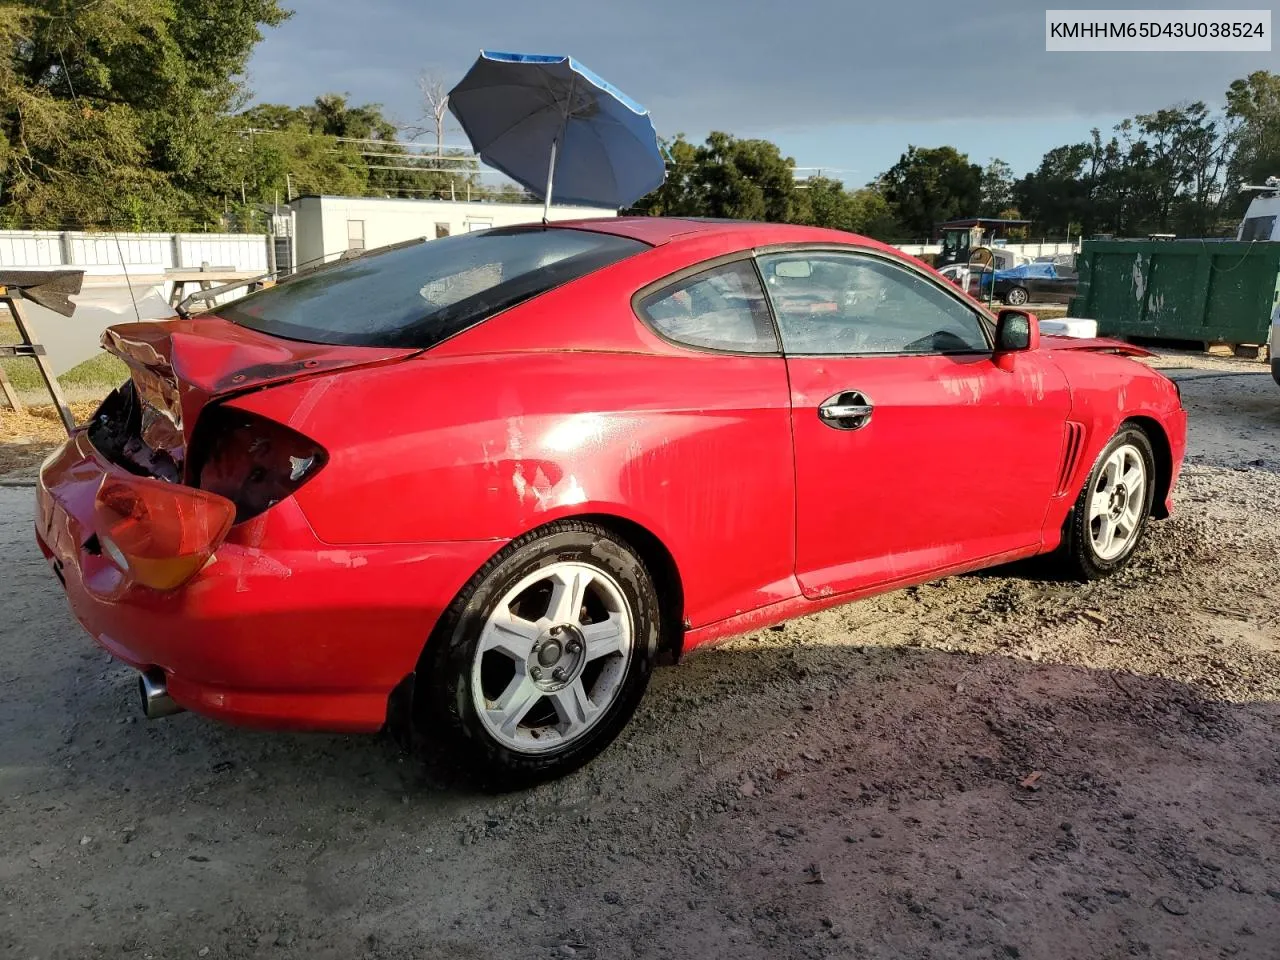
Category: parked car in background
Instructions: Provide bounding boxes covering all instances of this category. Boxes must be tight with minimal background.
[936,262,991,298]
[35,219,1186,787]
[987,258,1079,306]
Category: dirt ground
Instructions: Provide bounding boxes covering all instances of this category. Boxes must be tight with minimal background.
[2,354,1279,960]
[0,402,100,479]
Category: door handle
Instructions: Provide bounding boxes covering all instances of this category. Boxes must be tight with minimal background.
[818,391,874,430]
[820,403,873,419]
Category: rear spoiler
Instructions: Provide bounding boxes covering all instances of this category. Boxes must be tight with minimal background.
[1044,336,1155,358]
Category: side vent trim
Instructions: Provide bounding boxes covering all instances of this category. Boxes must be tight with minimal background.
[1055,422,1085,497]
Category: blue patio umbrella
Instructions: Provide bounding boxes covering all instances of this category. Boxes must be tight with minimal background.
[447,51,665,218]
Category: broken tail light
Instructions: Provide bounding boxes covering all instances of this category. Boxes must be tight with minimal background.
[189,406,328,523]
[93,476,236,591]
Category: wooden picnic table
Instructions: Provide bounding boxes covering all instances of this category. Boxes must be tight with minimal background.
[165,265,265,309]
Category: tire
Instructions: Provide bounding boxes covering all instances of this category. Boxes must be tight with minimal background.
[417,520,660,788]
[1271,357,1280,387]
[1004,286,1029,306]
[1056,425,1156,580]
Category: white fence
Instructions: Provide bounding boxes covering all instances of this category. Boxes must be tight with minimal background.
[0,228,1077,281]
[0,230,270,278]
[893,241,1080,259]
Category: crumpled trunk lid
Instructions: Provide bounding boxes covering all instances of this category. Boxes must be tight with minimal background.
[94,316,416,480]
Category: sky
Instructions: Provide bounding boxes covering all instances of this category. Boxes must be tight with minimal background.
[246,0,1278,185]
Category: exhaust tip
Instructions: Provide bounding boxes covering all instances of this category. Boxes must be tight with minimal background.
[138,668,184,720]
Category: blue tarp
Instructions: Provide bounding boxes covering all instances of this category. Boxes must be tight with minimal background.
[978,261,1058,291]
[994,262,1059,280]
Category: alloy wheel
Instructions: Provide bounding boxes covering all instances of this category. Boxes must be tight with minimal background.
[470,562,634,754]
[1087,443,1147,561]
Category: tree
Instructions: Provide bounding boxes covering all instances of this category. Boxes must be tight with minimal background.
[628,134,699,216]
[877,146,982,237]
[1,0,290,228]
[415,72,451,159]
[237,95,478,202]
[1132,102,1231,234]
[236,100,371,201]
[1017,99,1236,238]
[997,208,1028,239]
[310,93,396,141]
[1227,70,1280,205]
[791,178,900,238]
[979,160,1014,216]
[234,122,369,203]
[629,134,900,237]
[695,132,801,221]
[796,176,853,230]
[1016,135,1114,237]
[627,132,800,221]
[847,187,900,239]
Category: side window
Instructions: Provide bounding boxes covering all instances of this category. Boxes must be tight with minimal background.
[1241,215,1276,242]
[636,260,779,353]
[757,252,990,356]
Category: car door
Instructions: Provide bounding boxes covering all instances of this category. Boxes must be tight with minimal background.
[630,256,800,625]
[1049,266,1079,303]
[757,248,1072,599]
[1026,271,1058,304]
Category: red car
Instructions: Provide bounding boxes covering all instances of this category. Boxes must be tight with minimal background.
[35,219,1187,785]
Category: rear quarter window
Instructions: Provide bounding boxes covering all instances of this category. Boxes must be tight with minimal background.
[219,227,648,348]
[636,260,779,354]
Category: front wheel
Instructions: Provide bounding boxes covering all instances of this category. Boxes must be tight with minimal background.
[1056,426,1156,580]
[418,521,660,788]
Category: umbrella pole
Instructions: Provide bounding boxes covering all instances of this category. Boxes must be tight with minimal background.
[542,138,557,224]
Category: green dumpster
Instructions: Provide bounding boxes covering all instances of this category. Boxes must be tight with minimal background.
[1068,240,1280,346]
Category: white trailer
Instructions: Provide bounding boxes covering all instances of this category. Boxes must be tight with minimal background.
[289,196,617,272]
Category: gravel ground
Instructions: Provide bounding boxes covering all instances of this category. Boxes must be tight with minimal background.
[2,355,1279,960]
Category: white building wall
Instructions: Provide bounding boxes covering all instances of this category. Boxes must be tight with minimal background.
[290,196,618,268]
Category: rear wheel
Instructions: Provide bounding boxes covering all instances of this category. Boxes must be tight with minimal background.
[1004,286,1029,306]
[418,521,660,788]
[1056,426,1155,580]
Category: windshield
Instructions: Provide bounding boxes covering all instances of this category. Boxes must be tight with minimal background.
[219,226,648,348]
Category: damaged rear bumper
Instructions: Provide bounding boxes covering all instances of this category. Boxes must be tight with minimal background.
[35,431,502,732]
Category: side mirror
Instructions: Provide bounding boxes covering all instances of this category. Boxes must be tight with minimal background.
[995,309,1040,352]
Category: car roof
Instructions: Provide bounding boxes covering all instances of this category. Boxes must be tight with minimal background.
[554,216,895,252]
